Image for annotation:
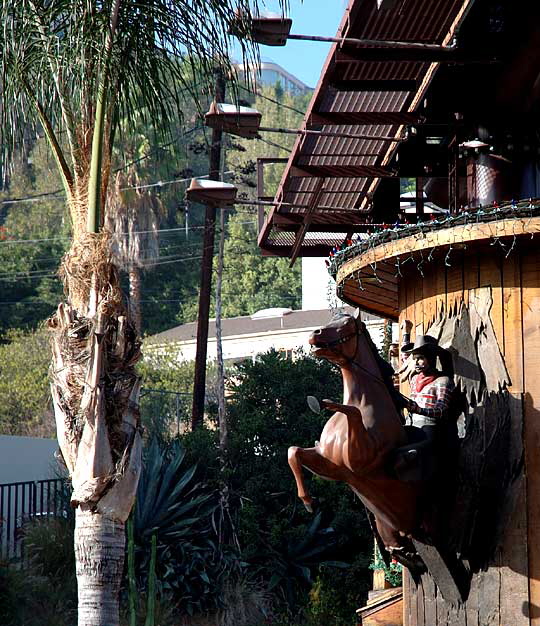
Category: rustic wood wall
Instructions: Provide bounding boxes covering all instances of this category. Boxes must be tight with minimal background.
[398,241,535,626]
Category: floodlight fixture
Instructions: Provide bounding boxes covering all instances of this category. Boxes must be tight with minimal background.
[205,102,262,138]
[186,178,238,207]
[230,10,456,51]
[459,139,490,149]
[229,10,292,46]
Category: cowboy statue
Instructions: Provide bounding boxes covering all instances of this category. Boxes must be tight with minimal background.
[397,334,456,477]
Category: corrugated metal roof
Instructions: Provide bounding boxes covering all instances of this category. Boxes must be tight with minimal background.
[258,0,474,259]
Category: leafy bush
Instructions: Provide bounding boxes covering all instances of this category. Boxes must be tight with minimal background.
[0,328,53,436]
[0,518,77,626]
[370,545,403,587]
[178,350,374,624]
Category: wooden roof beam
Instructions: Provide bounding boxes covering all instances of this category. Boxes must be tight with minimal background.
[289,183,325,266]
[328,78,417,92]
[260,244,336,258]
[272,220,388,233]
[308,111,424,126]
[333,47,500,64]
[290,164,397,178]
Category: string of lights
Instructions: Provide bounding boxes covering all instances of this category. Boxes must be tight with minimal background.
[327,198,540,275]
[326,199,540,289]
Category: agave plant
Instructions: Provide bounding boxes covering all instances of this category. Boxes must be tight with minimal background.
[131,439,240,616]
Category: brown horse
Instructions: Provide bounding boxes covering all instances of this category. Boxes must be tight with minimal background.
[288,310,420,549]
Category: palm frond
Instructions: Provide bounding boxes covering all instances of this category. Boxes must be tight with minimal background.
[0,0,288,191]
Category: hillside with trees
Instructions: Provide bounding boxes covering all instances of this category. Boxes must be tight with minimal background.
[0,83,307,341]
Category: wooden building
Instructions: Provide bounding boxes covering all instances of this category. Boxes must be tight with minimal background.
[256,0,540,624]
[357,587,403,626]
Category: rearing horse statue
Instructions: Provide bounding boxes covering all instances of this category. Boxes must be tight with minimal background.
[288,310,420,550]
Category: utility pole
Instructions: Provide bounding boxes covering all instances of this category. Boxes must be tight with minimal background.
[215,207,230,545]
[191,67,226,429]
[215,207,227,449]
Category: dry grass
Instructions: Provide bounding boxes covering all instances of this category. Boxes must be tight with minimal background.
[177,579,272,626]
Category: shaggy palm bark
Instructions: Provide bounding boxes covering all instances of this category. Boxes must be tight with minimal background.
[106,168,162,337]
[49,233,142,626]
[128,265,142,335]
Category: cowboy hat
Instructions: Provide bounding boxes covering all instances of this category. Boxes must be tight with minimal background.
[401,335,442,355]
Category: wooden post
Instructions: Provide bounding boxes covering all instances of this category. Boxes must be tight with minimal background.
[191,67,226,429]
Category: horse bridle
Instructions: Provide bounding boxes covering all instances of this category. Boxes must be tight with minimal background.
[316,317,398,390]
[316,315,409,406]
[312,330,357,349]
[311,314,362,350]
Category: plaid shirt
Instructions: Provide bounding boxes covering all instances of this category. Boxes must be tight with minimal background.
[409,373,454,428]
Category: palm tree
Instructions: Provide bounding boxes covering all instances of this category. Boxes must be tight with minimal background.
[0,2,278,624]
[105,165,164,334]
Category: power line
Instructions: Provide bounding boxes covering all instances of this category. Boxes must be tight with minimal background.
[256,135,291,153]
[0,166,226,206]
[118,169,235,192]
[238,84,306,116]
[0,242,282,281]
[0,218,257,246]
[0,124,207,206]
[113,124,204,173]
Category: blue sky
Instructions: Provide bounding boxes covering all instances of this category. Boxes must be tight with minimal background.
[234,1,347,88]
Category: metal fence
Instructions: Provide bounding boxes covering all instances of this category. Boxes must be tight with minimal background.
[0,391,191,561]
[0,478,65,561]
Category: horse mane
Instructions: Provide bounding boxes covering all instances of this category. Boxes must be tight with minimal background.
[358,320,407,415]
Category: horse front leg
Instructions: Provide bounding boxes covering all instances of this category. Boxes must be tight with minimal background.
[321,400,374,471]
[288,446,347,512]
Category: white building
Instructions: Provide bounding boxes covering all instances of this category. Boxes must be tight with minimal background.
[234,58,311,95]
[145,306,387,365]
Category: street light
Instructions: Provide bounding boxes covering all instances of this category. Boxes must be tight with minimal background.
[186,178,238,207]
[229,11,292,46]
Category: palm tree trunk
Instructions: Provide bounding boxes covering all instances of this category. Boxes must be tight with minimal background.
[50,245,143,626]
[75,510,126,626]
[128,265,142,335]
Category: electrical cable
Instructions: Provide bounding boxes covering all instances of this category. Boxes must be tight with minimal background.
[255,135,292,153]
[113,125,204,173]
[0,241,266,280]
[0,218,257,246]
[237,84,305,116]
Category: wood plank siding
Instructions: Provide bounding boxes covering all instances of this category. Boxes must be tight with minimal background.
[399,241,532,625]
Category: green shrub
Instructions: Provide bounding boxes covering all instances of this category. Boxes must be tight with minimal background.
[177,350,374,624]
[0,328,53,436]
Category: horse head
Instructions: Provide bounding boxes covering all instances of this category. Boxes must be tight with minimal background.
[309,311,360,365]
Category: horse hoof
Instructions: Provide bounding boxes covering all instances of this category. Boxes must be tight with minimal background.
[301,497,315,513]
